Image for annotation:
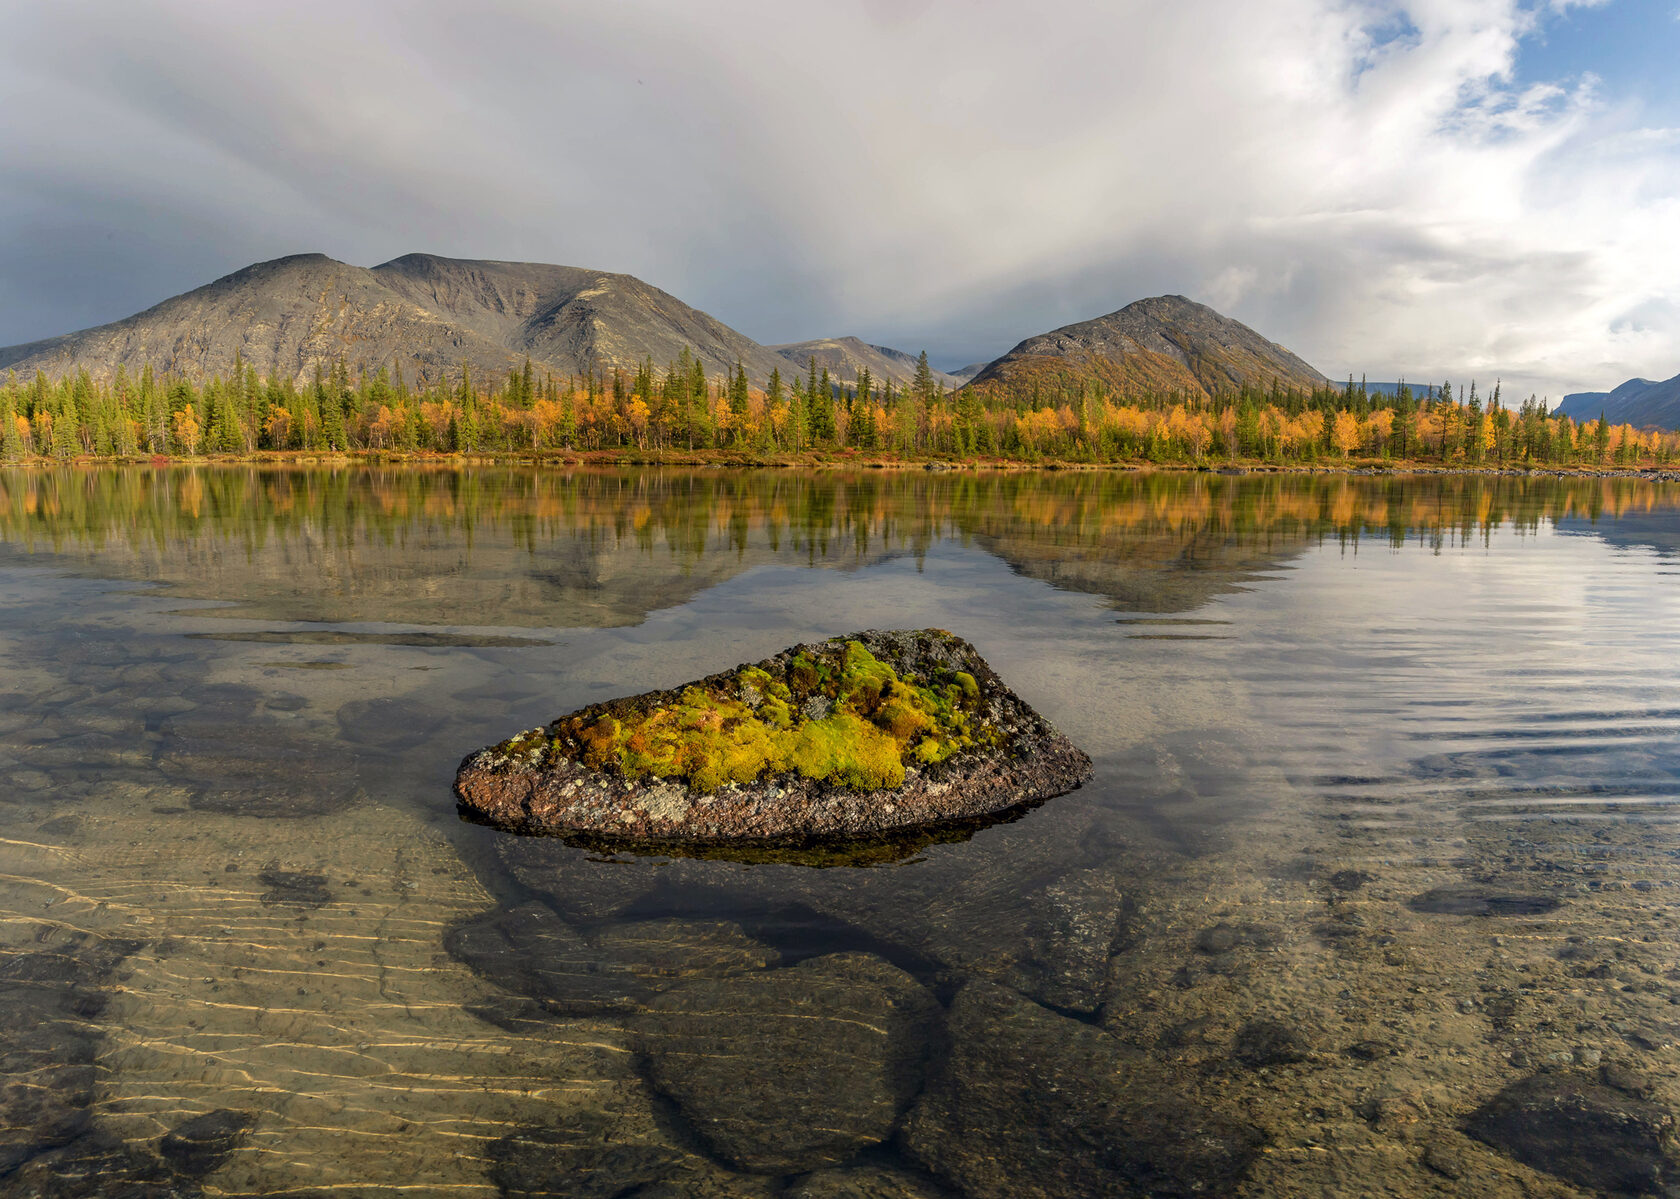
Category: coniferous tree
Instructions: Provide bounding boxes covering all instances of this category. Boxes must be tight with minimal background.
[810,366,835,443]
[1,397,21,461]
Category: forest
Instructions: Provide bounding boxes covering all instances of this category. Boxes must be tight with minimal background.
[1,351,1673,469]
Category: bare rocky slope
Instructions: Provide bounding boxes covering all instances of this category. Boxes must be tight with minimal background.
[0,260,1324,400]
[0,254,791,388]
[967,294,1325,398]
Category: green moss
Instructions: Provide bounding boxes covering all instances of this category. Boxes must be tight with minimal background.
[553,639,995,793]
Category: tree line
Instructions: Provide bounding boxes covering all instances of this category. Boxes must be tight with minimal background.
[1,353,1672,469]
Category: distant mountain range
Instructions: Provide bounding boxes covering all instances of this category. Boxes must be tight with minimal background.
[0,253,1325,398]
[1555,375,1680,429]
[768,336,961,390]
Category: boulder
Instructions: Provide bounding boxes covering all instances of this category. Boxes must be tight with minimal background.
[446,902,778,1016]
[1464,1072,1677,1195]
[455,630,1090,844]
[158,1109,256,1176]
[902,981,1265,1198]
[784,1165,953,1198]
[629,952,939,1173]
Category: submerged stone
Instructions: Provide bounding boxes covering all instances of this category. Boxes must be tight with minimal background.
[158,1109,256,1176]
[1407,884,1562,917]
[1464,1072,1677,1195]
[629,952,939,1173]
[455,630,1091,844]
[902,981,1265,1199]
[486,1114,685,1199]
[785,1164,954,1198]
[446,902,779,1016]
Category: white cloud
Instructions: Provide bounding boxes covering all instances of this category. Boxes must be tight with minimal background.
[0,0,1676,398]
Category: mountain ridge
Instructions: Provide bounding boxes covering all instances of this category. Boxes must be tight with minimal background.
[0,254,1326,400]
[1555,376,1680,429]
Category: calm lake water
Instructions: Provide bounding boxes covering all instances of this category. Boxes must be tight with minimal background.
[0,465,1677,1198]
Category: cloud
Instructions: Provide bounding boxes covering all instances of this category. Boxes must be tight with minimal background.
[0,0,1676,398]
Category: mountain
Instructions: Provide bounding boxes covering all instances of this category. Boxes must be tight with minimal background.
[769,336,959,390]
[0,261,1324,402]
[948,362,989,382]
[0,252,791,388]
[1555,376,1680,429]
[966,294,1325,398]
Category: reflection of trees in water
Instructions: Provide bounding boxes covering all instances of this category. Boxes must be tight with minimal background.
[0,467,1674,620]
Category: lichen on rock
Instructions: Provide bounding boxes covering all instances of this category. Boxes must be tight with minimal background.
[455,629,1091,845]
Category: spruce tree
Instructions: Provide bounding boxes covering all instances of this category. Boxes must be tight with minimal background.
[729,361,750,444]
[913,351,934,411]
[1,399,21,461]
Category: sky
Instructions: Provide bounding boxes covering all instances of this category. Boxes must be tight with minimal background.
[2,0,1678,400]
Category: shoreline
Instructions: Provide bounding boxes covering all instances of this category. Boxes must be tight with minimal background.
[1,447,1678,482]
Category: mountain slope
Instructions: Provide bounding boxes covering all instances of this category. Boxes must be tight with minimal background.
[0,254,527,386]
[769,336,959,390]
[0,253,790,388]
[1555,376,1680,428]
[966,294,1325,398]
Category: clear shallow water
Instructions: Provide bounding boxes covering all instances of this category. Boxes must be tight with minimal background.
[0,466,1677,1197]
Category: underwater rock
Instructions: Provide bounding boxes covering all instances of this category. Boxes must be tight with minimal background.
[784,1164,954,1199]
[5,1129,186,1198]
[256,868,332,908]
[1004,865,1129,1013]
[447,902,779,1016]
[486,1114,685,1199]
[157,1109,256,1176]
[1231,1018,1312,1067]
[1464,1072,1677,1195]
[157,709,359,819]
[902,981,1265,1199]
[1407,884,1562,917]
[629,952,939,1173]
[455,630,1091,844]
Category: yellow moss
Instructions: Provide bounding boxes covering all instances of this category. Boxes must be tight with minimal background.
[556,638,993,793]
[785,713,906,791]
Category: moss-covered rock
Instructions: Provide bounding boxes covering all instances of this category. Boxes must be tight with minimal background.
[455,629,1091,844]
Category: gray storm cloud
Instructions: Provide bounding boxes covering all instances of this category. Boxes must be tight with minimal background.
[1,0,1676,399]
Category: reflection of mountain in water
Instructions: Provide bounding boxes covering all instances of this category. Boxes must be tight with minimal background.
[1555,512,1680,559]
[2,467,1678,627]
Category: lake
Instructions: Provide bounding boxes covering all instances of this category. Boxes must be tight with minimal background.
[0,465,1676,1197]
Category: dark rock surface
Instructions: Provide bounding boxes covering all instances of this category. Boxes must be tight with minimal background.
[902,981,1265,1199]
[1003,865,1128,1012]
[1232,1018,1312,1067]
[784,1164,953,1198]
[257,868,332,908]
[157,702,358,819]
[1407,884,1562,917]
[456,630,1091,845]
[6,1129,189,1198]
[0,928,142,1177]
[629,952,939,1173]
[1464,1071,1677,1195]
[487,1113,686,1199]
[158,1109,256,1176]
[447,902,778,1016]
